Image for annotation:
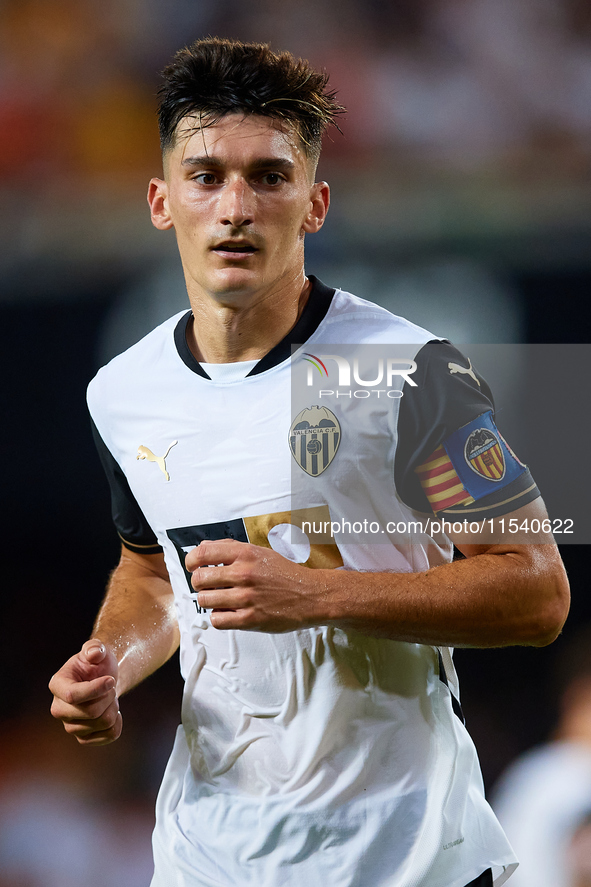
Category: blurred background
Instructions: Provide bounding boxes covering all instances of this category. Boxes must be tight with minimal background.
[1,0,590,884]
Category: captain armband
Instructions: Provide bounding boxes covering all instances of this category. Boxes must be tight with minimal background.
[415,411,528,515]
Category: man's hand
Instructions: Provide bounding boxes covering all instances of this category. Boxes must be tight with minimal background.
[186,499,569,647]
[49,547,179,742]
[49,640,122,745]
[187,539,320,632]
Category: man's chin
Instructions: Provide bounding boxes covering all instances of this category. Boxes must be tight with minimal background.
[200,268,268,302]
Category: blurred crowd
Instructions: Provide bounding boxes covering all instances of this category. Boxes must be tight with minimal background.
[1,0,591,189]
[0,0,589,296]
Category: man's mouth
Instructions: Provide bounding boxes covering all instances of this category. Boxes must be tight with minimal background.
[212,241,258,257]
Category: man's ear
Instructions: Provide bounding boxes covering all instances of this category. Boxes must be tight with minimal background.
[302,181,330,234]
[147,178,174,230]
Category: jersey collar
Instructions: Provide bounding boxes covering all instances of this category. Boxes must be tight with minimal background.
[173,275,336,380]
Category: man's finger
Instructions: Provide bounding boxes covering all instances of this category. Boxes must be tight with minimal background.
[62,698,120,737]
[49,673,116,707]
[185,539,243,570]
[210,609,250,631]
[49,642,118,693]
[196,589,235,610]
[82,640,107,663]
[190,565,235,591]
[50,685,117,721]
[82,639,119,676]
[73,712,123,747]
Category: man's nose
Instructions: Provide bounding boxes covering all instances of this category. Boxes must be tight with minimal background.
[219,179,254,227]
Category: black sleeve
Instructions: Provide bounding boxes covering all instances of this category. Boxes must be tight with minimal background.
[91,420,162,554]
[394,341,539,518]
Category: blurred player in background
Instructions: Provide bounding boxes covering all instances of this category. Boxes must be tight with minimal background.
[493,626,591,887]
[567,811,591,887]
[49,38,569,887]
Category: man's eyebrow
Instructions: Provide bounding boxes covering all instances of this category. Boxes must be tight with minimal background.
[249,157,296,173]
[181,155,296,172]
[181,155,223,168]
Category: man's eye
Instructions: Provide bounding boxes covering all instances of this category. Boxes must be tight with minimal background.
[195,173,218,185]
[261,173,283,185]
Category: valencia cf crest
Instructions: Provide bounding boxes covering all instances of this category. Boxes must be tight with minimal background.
[464,427,505,482]
[289,406,341,476]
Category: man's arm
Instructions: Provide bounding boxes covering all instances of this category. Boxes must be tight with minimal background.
[187,497,569,648]
[49,547,179,745]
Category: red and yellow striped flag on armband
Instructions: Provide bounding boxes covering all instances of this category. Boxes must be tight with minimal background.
[415,445,475,513]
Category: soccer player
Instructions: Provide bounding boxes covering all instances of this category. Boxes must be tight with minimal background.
[49,38,569,887]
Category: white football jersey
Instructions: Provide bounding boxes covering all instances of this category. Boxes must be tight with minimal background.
[88,278,520,887]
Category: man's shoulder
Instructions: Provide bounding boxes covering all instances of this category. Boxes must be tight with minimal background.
[87,309,188,408]
[327,285,441,345]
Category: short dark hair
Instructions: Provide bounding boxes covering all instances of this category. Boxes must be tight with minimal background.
[157,37,344,163]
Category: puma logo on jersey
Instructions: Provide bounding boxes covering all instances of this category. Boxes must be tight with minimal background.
[448,359,480,386]
[137,441,178,481]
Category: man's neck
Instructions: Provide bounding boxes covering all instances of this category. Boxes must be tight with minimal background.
[185,273,312,364]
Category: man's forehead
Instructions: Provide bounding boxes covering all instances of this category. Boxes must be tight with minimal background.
[172,112,306,162]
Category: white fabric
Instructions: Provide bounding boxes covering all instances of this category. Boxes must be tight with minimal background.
[88,287,517,886]
[493,741,591,887]
[200,359,259,381]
